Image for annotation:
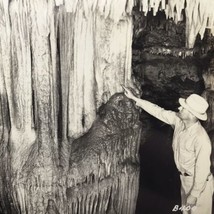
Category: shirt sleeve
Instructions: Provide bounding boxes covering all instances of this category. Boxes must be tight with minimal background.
[190,135,212,198]
[134,98,177,126]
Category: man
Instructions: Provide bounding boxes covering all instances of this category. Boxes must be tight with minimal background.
[122,86,213,214]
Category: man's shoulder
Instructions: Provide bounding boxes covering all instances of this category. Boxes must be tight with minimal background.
[197,123,210,137]
[194,124,211,146]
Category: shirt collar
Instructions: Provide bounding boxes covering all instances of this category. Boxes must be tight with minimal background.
[182,121,200,135]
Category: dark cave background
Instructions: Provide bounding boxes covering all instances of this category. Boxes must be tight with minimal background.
[132,9,214,214]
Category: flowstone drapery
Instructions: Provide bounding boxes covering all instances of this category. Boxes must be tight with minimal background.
[9,94,141,214]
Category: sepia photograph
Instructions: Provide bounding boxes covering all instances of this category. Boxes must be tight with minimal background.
[0,0,213,213]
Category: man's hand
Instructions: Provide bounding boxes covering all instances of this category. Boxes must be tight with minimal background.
[121,85,136,100]
[186,195,197,208]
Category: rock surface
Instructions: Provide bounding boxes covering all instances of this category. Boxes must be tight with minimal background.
[66,93,141,214]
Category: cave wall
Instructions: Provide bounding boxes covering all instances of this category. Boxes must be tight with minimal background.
[133,11,205,99]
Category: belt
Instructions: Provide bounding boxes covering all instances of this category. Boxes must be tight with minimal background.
[179,171,191,176]
[179,172,212,179]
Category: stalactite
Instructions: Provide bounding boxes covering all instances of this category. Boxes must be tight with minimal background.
[7,0,60,213]
[0,0,12,129]
[58,8,71,141]
[10,0,32,134]
[50,3,59,147]
[9,0,214,58]
[82,12,96,133]
[9,0,36,173]
[136,0,214,48]
[68,6,95,138]
[0,38,18,213]
[30,0,59,162]
[93,15,133,108]
[56,6,133,139]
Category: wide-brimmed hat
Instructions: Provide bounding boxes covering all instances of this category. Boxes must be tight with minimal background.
[179,94,209,121]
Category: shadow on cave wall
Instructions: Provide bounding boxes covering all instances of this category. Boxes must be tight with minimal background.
[132,9,214,214]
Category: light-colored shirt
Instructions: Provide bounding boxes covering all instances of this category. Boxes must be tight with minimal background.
[135,98,212,198]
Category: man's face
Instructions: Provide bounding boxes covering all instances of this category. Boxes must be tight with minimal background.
[177,106,192,120]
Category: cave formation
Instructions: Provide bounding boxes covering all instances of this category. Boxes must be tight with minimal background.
[0,0,214,214]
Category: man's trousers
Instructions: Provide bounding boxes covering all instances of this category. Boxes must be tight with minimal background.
[180,174,213,214]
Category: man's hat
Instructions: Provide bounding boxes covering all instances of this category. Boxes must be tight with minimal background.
[179,94,209,121]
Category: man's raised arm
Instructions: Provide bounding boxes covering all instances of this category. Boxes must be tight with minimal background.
[122,86,177,126]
